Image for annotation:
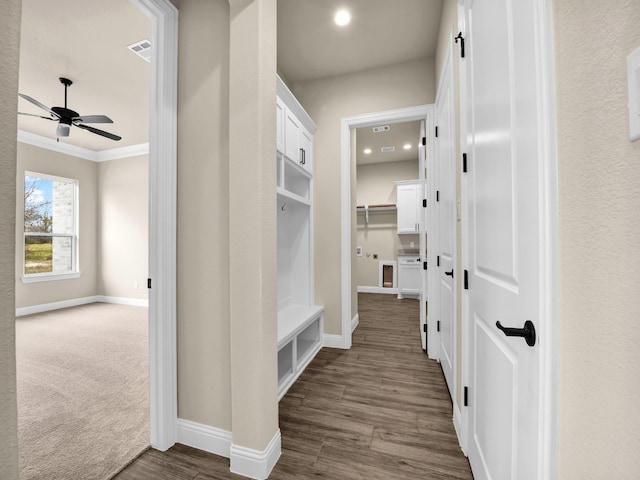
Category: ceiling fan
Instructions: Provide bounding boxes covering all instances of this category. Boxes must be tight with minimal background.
[18,77,121,141]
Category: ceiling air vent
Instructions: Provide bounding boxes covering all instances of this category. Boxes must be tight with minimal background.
[381,146,395,153]
[127,39,152,63]
[372,125,390,133]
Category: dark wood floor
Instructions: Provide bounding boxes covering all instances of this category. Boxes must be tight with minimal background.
[114,293,472,479]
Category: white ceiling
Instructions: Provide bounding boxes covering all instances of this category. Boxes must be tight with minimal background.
[17,0,442,153]
[356,120,422,166]
[17,0,150,152]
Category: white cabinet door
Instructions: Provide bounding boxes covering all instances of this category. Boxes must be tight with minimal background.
[276,96,285,154]
[299,126,312,173]
[284,108,301,163]
[396,182,420,234]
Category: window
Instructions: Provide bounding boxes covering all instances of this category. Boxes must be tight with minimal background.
[23,172,78,281]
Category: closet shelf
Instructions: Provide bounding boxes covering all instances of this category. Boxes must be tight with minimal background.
[357,204,397,224]
[283,154,312,179]
[277,188,311,207]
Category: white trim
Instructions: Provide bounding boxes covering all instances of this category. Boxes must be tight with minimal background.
[323,334,345,349]
[17,129,149,162]
[177,419,232,458]
[453,403,465,452]
[21,272,81,284]
[341,105,431,351]
[357,286,398,295]
[15,295,149,316]
[351,313,359,332]
[129,0,179,452]
[378,260,397,289]
[230,430,282,480]
[15,295,99,317]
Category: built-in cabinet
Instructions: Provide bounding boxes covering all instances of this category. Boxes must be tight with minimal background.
[398,254,421,299]
[396,180,422,234]
[276,76,323,400]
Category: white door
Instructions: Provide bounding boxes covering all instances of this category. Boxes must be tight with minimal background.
[419,119,427,351]
[463,0,549,478]
[435,46,456,398]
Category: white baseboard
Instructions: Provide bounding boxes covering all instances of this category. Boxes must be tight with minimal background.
[230,429,281,480]
[16,295,149,317]
[96,295,149,307]
[323,334,345,349]
[357,286,398,295]
[16,296,100,317]
[453,404,466,454]
[177,418,232,458]
[351,313,359,332]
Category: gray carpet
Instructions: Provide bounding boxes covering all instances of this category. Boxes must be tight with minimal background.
[16,303,149,480]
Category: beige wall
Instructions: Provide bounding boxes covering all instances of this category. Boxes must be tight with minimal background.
[15,144,98,309]
[0,0,20,477]
[97,155,148,300]
[292,58,436,335]
[555,1,640,477]
[356,160,419,287]
[174,0,233,431]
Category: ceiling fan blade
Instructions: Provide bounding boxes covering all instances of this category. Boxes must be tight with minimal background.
[75,123,121,141]
[18,93,60,118]
[72,115,113,124]
[18,112,57,120]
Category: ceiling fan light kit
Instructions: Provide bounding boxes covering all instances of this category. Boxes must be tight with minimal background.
[18,77,122,141]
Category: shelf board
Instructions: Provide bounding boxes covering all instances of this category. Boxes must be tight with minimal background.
[277,188,311,207]
[277,304,324,348]
[283,155,312,179]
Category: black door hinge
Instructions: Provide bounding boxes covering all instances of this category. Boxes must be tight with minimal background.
[464,386,469,406]
[455,31,465,58]
[437,320,441,332]
[422,136,427,146]
[423,261,428,271]
[423,324,427,333]
[423,198,427,208]
[147,278,152,289]
[437,255,440,267]
[435,126,439,137]
[462,153,468,173]
[436,190,440,202]
[464,270,469,290]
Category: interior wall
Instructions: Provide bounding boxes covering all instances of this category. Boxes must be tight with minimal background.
[0,0,21,477]
[292,58,436,335]
[97,155,149,300]
[356,160,419,287]
[554,1,640,477]
[14,144,98,309]
[174,0,232,431]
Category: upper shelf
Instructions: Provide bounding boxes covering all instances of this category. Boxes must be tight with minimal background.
[357,204,397,224]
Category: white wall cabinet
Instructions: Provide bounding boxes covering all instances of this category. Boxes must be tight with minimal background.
[398,254,421,299]
[396,180,422,234]
[276,76,322,399]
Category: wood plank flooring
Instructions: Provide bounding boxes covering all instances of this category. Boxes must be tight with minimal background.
[114,293,472,479]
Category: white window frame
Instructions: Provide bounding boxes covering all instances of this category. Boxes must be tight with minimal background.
[22,171,80,283]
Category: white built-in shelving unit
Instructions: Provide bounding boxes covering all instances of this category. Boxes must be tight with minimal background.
[276,76,323,400]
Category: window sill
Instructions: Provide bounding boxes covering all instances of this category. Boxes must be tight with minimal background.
[21,272,81,284]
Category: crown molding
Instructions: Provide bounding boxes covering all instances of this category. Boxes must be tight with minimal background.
[17,130,149,162]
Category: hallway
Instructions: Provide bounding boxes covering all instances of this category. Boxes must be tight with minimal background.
[115,293,472,479]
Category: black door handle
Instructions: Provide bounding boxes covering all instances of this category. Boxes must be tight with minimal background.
[496,320,536,347]
[444,269,454,278]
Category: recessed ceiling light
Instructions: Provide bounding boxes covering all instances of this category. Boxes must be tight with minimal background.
[363,148,372,154]
[403,143,412,150]
[334,9,351,26]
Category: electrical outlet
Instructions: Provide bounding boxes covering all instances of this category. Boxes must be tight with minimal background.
[356,246,363,256]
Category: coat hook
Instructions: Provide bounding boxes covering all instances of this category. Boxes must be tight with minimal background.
[281,202,287,211]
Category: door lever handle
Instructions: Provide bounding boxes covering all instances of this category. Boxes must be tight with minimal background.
[444,269,454,278]
[496,320,536,347]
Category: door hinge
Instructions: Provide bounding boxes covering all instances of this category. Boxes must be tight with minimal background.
[436,190,440,202]
[423,198,427,208]
[437,320,441,332]
[455,31,465,58]
[423,324,427,333]
[464,269,469,290]
[462,153,468,173]
[437,255,440,267]
[422,136,427,146]
[423,261,428,271]
[435,126,439,137]
[464,386,469,406]
[147,278,152,289]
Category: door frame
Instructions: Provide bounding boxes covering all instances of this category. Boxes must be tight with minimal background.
[458,0,558,474]
[130,0,178,451]
[339,105,433,349]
